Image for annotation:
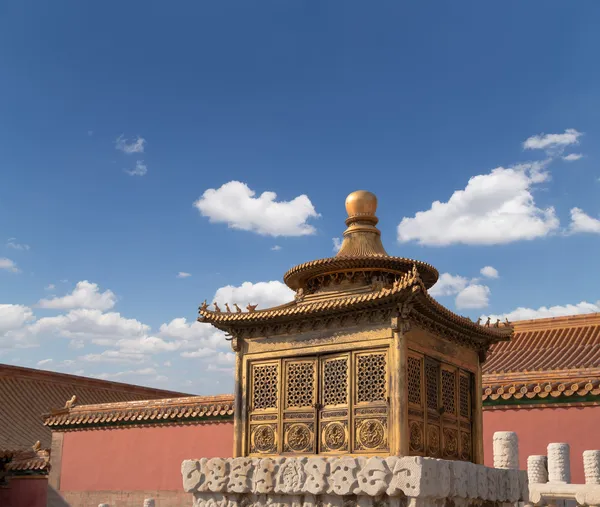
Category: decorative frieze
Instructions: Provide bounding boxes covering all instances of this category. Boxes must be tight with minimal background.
[182,455,528,507]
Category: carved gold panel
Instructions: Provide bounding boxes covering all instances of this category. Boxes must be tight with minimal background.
[408,351,475,462]
[247,347,391,457]
[248,360,280,455]
[282,357,318,455]
[319,353,350,454]
[353,350,389,453]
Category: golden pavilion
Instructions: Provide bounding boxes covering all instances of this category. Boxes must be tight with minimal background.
[198,190,513,463]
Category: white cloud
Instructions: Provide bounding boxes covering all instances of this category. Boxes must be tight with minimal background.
[397,162,559,246]
[164,361,172,367]
[213,280,294,311]
[38,281,116,311]
[271,245,282,251]
[455,284,490,309]
[482,300,600,322]
[7,238,30,251]
[0,258,20,273]
[332,237,342,253]
[29,309,149,346]
[37,359,53,366]
[181,348,216,358]
[116,135,146,154]
[480,266,499,279]
[0,304,34,334]
[569,208,600,234]
[80,350,148,365]
[93,367,157,380]
[429,273,469,297]
[523,128,582,154]
[563,153,583,162]
[45,284,56,291]
[194,181,319,237]
[176,272,192,278]
[125,160,147,176]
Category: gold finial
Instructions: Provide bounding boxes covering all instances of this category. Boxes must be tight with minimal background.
[336,190,388,257]
[345,190,378,218]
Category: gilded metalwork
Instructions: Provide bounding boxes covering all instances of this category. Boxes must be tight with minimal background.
[323,358,348,406]
[251,424,276,454]
[459,374,470,419]
[461,431,471,461]
[425,360,439,411]
[285,423,313,453]
[323,422,347,451]
[441,369,456,415]
[285,361,315,409]
[427,424,440,456]
[356,418,386,450]
[357,353,387,403]
[442,428,459,459]
[252,364,278,410]
[409,421,424,453]
[407,356,422,406]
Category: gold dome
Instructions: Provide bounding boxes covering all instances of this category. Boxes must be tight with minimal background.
[345,190,378,217]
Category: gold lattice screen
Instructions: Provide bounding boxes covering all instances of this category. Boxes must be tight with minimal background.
[247,349,389,456]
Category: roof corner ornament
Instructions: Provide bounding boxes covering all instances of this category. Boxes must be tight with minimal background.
[476,317,482,325]
[32,441,41,452]
[246,304,258,313]
[200,300,208,312]
[504,318,512,328]
[234,303,242,313]
[225,303,232,313]
[484,317,491,328]
[494,319,501,328]
[213,302,221,313]
[65,395,77,409]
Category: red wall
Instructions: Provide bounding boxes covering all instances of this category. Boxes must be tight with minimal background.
[60,421,233,492]
[484,405,600,483]
[0,477,47,507]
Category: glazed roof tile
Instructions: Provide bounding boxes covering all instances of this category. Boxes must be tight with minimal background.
[483,313,600,375]
[43,394,234,429]
[0,363,189,450]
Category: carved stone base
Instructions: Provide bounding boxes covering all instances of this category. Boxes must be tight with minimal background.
[182,456,528,507]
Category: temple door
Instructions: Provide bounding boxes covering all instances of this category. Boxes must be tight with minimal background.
[319,352,351,454]
[440,364,460,460]
[282,357,318,454]
[425,357,442,457]
[248,360,281,455]
[352,349,390,454]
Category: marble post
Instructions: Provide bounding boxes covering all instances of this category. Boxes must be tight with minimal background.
[548,443,571,484]
[527,455,548,484]
[583,450,600,485]
[493,431,519,469]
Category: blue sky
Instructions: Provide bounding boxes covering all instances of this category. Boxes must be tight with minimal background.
[1,1,599,395]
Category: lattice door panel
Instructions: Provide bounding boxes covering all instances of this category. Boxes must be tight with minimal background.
[424,357,441,458]
[319,353,351,454]
[282,357,318,454]
[440,365,459,461]
[407,354,425,456]
[458,371,473,461]
[352,350,389,453]
[248,360,280,455]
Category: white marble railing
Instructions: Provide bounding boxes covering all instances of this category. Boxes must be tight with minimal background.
[181,455,528,507]
[492,432,600,507]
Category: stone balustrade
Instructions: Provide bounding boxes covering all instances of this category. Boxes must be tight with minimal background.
[181,455,528,507]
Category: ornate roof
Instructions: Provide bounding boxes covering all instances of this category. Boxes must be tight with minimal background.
[482,313,600,405]
[0,363,189,450]
[43,394,234,429]
[198,191,512,347]
[1,443,51,475]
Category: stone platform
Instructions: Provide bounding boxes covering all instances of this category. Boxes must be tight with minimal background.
[181,456,528,507]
